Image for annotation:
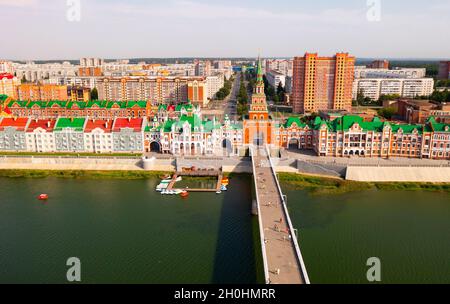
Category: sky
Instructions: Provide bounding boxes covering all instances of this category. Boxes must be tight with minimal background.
[0,0,449,60]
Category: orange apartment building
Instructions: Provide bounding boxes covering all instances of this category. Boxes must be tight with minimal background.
[16,84,68,101]
[78,67,103,77]
[291,53,355,114]
[97,77,208,106]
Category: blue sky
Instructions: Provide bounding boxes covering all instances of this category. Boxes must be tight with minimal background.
[0,0,449,60]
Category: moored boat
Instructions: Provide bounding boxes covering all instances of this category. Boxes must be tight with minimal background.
[38,194,49,200]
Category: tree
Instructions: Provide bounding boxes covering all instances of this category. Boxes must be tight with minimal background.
[276,82,285,104]
[377,107,396,119]
[91,88,98,101]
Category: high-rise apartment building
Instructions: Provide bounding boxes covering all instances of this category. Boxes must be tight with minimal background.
[194,60,212,77]
[265,59,293,77]
[291,53,355,114]
[80,58,104,67]
[16,84,68,101]
[78,67,103,77]
[97,77,208,106]
[438,61,450,79]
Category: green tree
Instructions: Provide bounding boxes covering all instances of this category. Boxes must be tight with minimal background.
[91,88,99,101]
[377,107,396,119]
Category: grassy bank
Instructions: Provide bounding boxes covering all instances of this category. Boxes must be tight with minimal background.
[0,152,142,157]
[278,173,450,194]
[0,169,170,180]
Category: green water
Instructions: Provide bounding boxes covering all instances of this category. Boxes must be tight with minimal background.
[285,188,450,284]
[1,175,449,284]
[0,176,261,284]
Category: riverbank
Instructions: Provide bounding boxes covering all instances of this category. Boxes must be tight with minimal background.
[278,173,450,194]
[0,169,169,179]
[2,169,449,194]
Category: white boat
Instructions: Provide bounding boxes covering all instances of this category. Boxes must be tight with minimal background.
[221,185,228,191]
[173,189,183,195]
[156,183,169,191]
[216,190,222,194]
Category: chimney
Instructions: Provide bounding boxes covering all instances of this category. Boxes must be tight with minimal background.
[105,121,108,129]
[128,117,131,122]
[47,121,51,128]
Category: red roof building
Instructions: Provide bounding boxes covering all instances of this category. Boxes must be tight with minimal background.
[84,119,114,133]
[112,118,143,132]
[0,73,14,80]
[0,117,29,131]
[26,119,56,133]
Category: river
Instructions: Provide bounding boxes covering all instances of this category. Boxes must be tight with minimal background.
[0,176,261,284]
[0,176,448,283]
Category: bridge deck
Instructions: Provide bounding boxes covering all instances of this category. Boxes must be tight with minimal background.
[252,147,308,284]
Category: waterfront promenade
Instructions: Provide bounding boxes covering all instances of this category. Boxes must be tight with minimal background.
[251,147,309,284]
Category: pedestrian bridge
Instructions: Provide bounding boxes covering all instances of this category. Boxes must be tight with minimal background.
[250,146,310,284]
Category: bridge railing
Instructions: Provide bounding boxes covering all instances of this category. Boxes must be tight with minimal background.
[250,146,271,284]
[265,145,311,284]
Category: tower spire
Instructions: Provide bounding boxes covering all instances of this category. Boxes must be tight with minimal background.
[256,55,263,84]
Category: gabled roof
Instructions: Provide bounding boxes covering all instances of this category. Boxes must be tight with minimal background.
[0,117,29,131]
[26,119,56,133]
[84,119,113,133]
[175,104,193,112]
[284,117,307,128]
[54,118,86,131]
[113,118,143,132]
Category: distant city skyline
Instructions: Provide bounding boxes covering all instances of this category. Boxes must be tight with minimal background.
[1,0,449,60]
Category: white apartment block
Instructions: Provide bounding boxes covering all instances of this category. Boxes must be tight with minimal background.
[353,78,435,100]
[264,59,293,77]
[355,67,427,79]
[214,60,232,70]
[26,126,56,153]
[80,58,104,67]
[84,129,113,153]
[14,62,78,82]
[206,74,225,99]
[266,70,286,89]
[45,76,99,90]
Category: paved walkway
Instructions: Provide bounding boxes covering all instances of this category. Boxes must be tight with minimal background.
[252,147,306,284]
